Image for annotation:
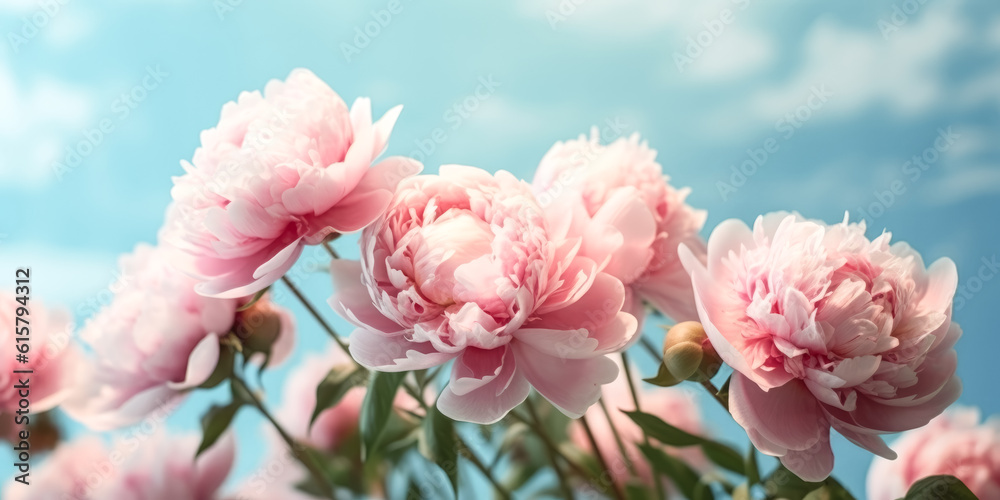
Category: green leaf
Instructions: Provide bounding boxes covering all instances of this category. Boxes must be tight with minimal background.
[420,405,459,496]
[196,400,243,457]
[625,411,704,447]
[309,365,367,430]
[701,441,744,474]
[716,375,732,402]
[643,362,683,387]
[236,287,270,311]
[359,370,406,460]
[904,475,977,500]
[745,446,760,487]
[637,443,701,499]
[803,483,855,500]
[764,465,855,500]
[626,410,745,476]
[693,480,716,500]
[625,481,654,500]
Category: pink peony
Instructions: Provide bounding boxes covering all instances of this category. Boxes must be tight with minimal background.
[65,243,294,430]
[329,165,638,424]
[533,129,707,323]
[4,435,107,500]
[163,68,421,299]
[868,407,1000,500]
[4,432,235,500]
[0,292,77,413]
[680,212,962,481]
[570,362,706,489]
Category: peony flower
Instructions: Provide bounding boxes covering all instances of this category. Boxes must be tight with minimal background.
[3,435,107,500]
[570,362,706,489]
[680,212,962,481]
[329,165,638,424]
[0,292,78,414]
[533,129,707,323]
[65,243,294,430]
[4,432,235,500]
[868,407,1000,500]
[163,68,421,299]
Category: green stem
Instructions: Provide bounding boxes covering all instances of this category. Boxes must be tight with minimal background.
[280,276,354,362]
[321,241,341,259]
[516,401,605,494]
[457,432,513,500]
[231,376,335,499]
[700,378,729,412]
[580,414,626,500]
[597,397,636,476]
[524,398,573,500]
[622,352,666,500]
[639,335,661,362]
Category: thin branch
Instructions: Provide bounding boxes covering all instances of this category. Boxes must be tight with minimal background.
[280,276,353,360]
[457,433,513,500]
[580,414,626,500]
[231,376,335,499]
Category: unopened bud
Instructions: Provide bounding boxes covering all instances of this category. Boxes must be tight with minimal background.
[662,321,721,382]
[235,300,284,354]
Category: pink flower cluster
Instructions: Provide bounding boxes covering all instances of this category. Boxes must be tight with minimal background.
[66,243,294,430]
[330,165,644,423]
[0,293,77,415]
[868,407,1000,499]
[3,432,235,500]
[31,66,970,494]
[681,213,962,480]
[163,68,421,299]
[533,129,707,323]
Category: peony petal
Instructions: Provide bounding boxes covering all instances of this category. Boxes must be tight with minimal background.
[328,259,406,334]
[447,346,508,397]
[512,342,618,418]
[779,428,834,482]
[194,432,236,496]
[308,157,422,237]
[588,187,657,284]
[730,375,828,453]
[438,350,530,424]
[348,328,456,371]
[372,105,403,158]
[167,333,221,390]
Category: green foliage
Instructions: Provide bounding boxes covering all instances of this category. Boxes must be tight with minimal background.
[763,465,855,500]
[904,475,977,500]
[625,410,745,474]
[196,398,243,457]
[359,371,406,460]
[420,405,459,496]
[310,365,368,430]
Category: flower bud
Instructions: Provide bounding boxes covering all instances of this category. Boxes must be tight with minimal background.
[662,321,722,382]
[233,300,284,356]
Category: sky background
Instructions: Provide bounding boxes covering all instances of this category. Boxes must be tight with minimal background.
[1,0,998,498]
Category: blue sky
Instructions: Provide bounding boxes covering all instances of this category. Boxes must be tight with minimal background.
[1,0,998,497]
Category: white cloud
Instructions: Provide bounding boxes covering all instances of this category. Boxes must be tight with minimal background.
[0,243,119,312]
[516,0,683,36]
[921,166,1000,206]
[749,1,967,121]
[0,0,38,12]
[0,52,93,188]
[680,25,775,81]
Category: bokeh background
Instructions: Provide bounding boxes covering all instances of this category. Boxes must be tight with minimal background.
[2,0,998,497]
